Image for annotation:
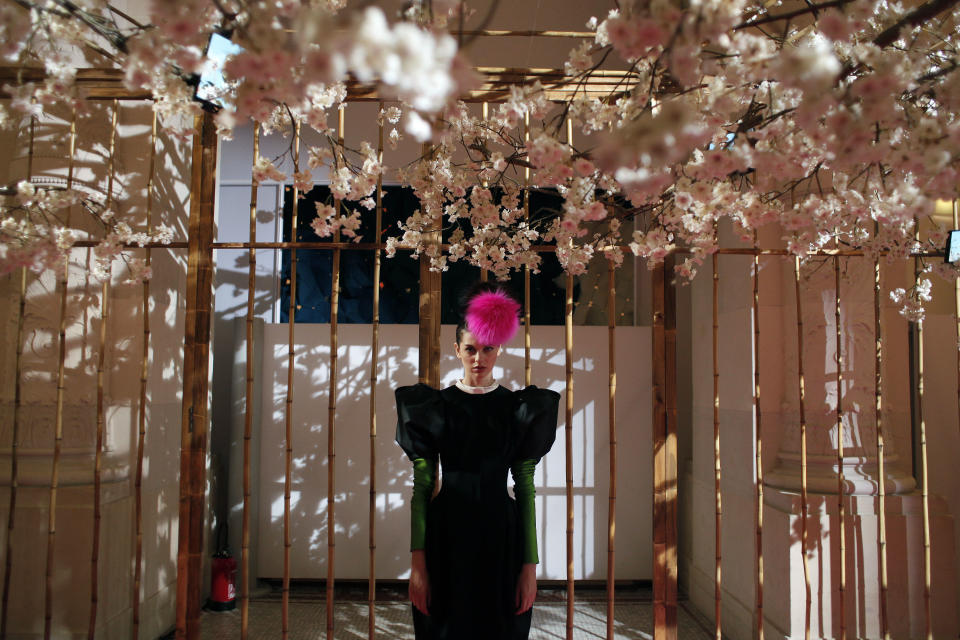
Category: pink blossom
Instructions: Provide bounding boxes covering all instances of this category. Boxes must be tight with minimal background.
[818,10,852,42]
[574,158,595,176]
[584,202,607,221]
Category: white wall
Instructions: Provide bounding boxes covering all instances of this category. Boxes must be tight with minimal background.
[250,323,652,581]
[0,101,190,638]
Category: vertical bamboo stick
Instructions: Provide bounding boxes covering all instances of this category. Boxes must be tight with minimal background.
[242,125,260,640]
[282,120,302,640]
[368,105,384,640]
[131,107,157,640]
[873,255,890,640]
[752,235,764,640]
[2,114,36,640]
[480,101,488,288]
[793,257,811,640]
[833,257,846,640]
[606,259,617,640]
[564,272,574,640]
[712,250,721,640]
[913,237,932,640]
[523,113,531,387]
[955,200,960,452]
[956,199,960,448]
[327,105,345,640]
[45,110,77,640]
[479,102,490,286]
[564,115,575,640]
[2,269,26,640]
[176,110,219,639]
[89,100,119,640]
[652,256,678,640]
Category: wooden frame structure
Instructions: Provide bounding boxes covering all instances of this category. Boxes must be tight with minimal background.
[0,63,955,640]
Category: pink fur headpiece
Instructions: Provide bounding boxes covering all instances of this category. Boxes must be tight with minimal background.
[465,290,520,346]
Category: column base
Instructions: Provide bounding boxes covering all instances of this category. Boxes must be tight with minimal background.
[766,453,915,495]
[763,487,957,640]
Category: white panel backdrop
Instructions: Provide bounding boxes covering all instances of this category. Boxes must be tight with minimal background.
[254,323,652,580]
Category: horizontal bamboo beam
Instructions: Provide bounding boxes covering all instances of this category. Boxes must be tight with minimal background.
[0,66,637,101]
[26,238,944,262]
[0,237,943,262]
[452,29,595,38]
[208,241,947,260]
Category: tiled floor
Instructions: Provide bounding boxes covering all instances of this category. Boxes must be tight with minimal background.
[199,585,714,639]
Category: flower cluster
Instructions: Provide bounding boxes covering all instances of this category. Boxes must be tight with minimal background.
[2,0,960,318]
[2,181,174,280]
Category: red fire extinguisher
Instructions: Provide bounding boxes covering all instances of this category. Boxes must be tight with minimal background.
[208,526,236,611]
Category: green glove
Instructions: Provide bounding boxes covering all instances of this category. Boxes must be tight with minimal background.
[410,457,435,550]
[511,458,539,564]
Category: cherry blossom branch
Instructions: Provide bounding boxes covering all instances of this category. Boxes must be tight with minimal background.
[733,0,856,31]
[872,0,960,48]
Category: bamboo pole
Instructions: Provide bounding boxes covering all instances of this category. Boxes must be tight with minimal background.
[955,200,960,452]
[242,125,260,640]
[563,115,574,640]
[327,105,345,640]
[833,257,846,640]
[564,272,574,640]
[131,107,157,640]
[793,257,811,640]
[282,121,301,640]
[873,255,890,640]
[523,113,531,387]
[712,250,721,640]
[175,110,219,640]
[205,241,942,259]
[1,265,27,635]
[2,114,35,640]
[2,269,26,640]
[652,256,678,640]
[451,29,595,38]
[956,199,960,449]
[913,237,932,640]
[416,138,441,388]
[606,259,617,640]
[752,236,764,640]
[368,105,384,640]
[89,100,119,640]
[46,109,77,640]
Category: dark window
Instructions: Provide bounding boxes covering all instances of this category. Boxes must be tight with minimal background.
[280,186,598,325]
[280,184,420,323]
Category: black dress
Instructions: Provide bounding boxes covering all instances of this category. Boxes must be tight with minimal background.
[395,383,561,640]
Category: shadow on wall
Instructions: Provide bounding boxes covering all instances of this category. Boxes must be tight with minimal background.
[0,100,192,638]
[217,323,653,583]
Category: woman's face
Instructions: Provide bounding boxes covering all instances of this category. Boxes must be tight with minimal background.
[455,330,501,387]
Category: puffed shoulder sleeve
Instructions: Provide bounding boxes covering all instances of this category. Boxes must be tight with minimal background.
[395,384,444,461]
[513,386,561,462]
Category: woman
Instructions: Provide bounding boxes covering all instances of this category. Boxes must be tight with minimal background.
[395,283,560,640]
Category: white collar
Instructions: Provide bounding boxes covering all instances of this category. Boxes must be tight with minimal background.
[455,379,500,394]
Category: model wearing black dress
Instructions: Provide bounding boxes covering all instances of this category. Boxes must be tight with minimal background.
[396,382,560,640]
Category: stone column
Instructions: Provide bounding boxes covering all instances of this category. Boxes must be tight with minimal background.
[766,257,914,495]
[764,257,956,639]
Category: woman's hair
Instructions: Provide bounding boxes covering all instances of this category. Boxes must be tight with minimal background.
[455,281,521,345]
